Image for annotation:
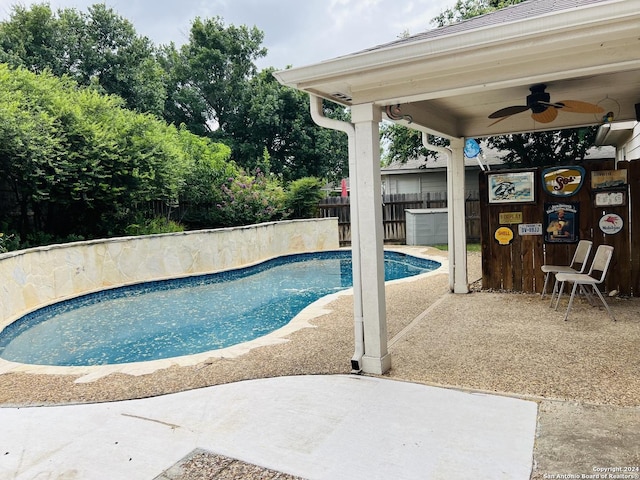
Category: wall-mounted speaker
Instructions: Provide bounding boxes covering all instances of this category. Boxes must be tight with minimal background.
[635,103,640,122]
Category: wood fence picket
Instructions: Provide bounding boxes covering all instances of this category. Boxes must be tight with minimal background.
[317,192,480,246]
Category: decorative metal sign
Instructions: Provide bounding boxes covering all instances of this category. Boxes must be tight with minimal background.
[599,213,623,235]
[518,224,543,236]
[488,171,535,204]
[591,170,627,190]
[544,203,579,243]
[494,227,514,245]
[541,166,586,197]
[499,212,523,224]
[594,190,626,207]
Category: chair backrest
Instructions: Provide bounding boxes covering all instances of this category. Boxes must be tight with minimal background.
[570,240,593,273]
[587,245,614,283]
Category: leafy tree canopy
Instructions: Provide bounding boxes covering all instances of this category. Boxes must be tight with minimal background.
[159,16,266,136]
[432,0,523,27]
[0,3,350,183]
[0,64,233,241]
[0,3,166,115]
[228,68,349,182]
[0,63,329,249]
[486,128,599,168]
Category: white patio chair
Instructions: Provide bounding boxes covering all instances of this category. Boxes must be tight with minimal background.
[554,245,615,322]
[541,239,592,304]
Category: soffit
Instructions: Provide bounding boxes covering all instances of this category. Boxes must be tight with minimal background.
[274,0,640,139]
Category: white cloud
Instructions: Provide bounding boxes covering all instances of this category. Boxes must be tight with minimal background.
[0,0,453,69]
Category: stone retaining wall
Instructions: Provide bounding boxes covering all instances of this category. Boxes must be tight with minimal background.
[0,219,338,328]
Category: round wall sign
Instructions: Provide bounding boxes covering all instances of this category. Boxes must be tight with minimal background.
[599,213,623,234]
[464,138,481,158]
[494,227,514,245]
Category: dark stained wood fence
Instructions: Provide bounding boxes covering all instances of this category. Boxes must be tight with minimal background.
[480,160,639,296]
[318,192,480,246]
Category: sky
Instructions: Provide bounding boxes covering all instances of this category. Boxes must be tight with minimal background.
[0,0,454,70]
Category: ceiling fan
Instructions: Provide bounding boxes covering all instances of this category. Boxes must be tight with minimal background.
[488,84,604,125]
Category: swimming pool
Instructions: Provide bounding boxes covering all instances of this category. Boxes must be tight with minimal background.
[0,250,439,367]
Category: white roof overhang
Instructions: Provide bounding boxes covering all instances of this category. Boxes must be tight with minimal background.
[274,0,640,140]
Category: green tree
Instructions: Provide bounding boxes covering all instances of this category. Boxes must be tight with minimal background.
[0,3,167,115]
[229,68,349,182]
[160,16,266,136]
[215,171,287,227]
[158,42,210,136]
[486,128,599,168]
[432,0,523,27]
[381,123,448,165]
[0,4,349,184]
[0,65,65,236]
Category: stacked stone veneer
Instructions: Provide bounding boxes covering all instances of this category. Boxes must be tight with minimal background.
[0,218,339,329]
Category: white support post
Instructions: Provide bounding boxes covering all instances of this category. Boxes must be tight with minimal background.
[448,138,469,294]
[350,103,391,374]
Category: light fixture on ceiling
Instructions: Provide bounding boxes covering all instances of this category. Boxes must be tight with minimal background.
[385,104,413,123]
[488,84,604,126]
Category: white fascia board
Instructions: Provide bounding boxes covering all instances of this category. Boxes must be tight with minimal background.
[273,0,638,95]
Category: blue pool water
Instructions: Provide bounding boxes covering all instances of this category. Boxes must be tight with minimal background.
[0,251,439,367]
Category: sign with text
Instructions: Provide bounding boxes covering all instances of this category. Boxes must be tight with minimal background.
[599,213,623,235]
[541,166,585,197]
[494,227,514,245]
[499,212,523,224]
[518,223,543,236]
[594,190,626,207]
[591,169,627,190]
[488,171,535,203]
[544,203,579,243]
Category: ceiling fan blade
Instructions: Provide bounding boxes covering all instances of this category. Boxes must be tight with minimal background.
[531,108,558,123]
[488,114,517,126]
[538,101,566,109]
[557,100,604,114]
[488,105,529,119]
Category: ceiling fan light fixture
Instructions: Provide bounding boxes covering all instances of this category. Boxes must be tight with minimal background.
[488,83,603,125]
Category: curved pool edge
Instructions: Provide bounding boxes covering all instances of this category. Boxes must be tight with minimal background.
[0,247,448,382]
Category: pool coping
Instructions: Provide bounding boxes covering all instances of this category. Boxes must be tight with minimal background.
[0,247,448,382]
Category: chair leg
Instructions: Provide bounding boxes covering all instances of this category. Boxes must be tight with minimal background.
[563,282,580,321]
[581,285,596,306]
[549,278,559,308]
[591,286,616,321]
[541,272,550,298]
[554,281,566,311]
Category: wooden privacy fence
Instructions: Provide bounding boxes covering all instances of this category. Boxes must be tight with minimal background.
[317,192,481,246]
[480,159,640,296]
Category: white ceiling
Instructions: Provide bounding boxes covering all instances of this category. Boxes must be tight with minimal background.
[274,0,640,140]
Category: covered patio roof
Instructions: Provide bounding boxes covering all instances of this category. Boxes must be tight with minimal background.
[274,0,640,375]
[274,0,639,139]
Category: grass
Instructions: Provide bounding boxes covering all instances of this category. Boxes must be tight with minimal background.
[432,243,481,252]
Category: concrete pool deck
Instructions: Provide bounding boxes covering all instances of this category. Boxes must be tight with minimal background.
[0,375,538,480]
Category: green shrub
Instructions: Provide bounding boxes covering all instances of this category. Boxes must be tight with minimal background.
[124,216,185,236]
[0,232,19,253]
[285,177,325,219]
[216,170,287,227]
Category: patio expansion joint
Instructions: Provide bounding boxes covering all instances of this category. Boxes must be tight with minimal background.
[388,293,450,348]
